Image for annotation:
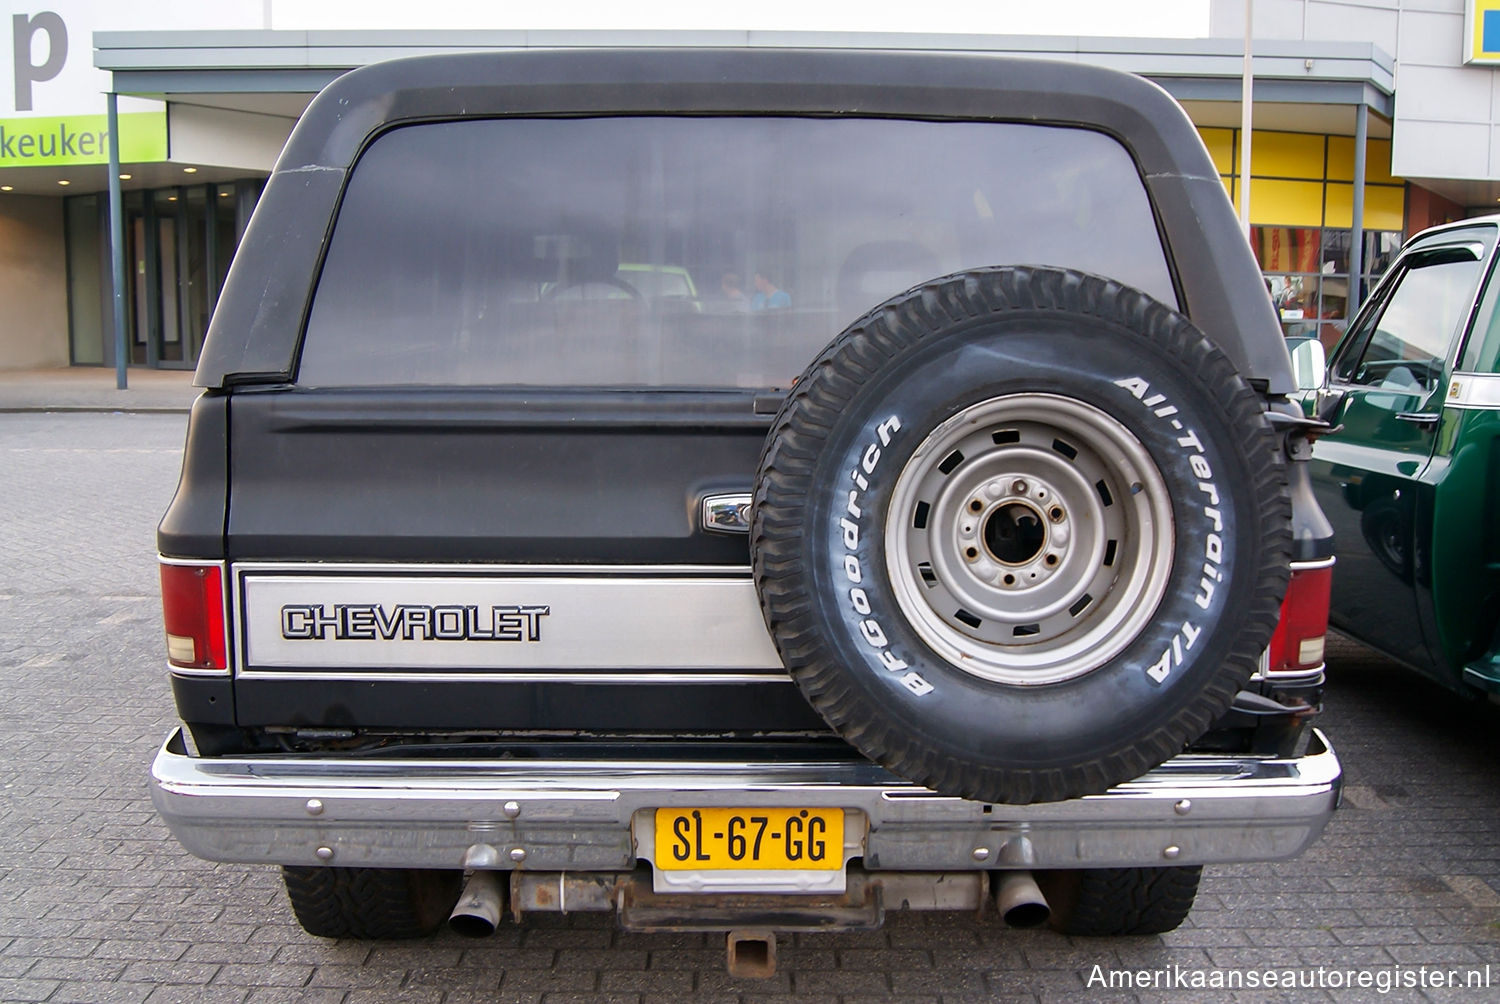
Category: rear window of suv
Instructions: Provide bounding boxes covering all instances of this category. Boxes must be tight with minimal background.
[297,116,1175,389]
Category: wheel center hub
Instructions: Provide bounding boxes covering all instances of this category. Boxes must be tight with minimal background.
[957,476,1070,591]
[984,501,1047,565]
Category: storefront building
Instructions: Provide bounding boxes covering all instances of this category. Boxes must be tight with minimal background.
[6,4,1500,372]
[0,2,277,372]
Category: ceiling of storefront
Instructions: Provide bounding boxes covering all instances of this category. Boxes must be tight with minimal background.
[0,161,257,197]
[1180,100,1394,139]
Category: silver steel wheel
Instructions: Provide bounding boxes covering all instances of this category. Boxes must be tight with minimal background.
[885,393,1174,685]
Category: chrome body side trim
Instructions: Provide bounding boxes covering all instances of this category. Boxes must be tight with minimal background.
[233,671,793,684]
[1445,372,1500,410]
[235,564,784,675]
[151,728,1341,872]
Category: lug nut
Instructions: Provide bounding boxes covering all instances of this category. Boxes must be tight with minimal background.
[1012,480,1028,494]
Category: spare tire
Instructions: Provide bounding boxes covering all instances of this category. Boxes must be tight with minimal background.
[752,267,1290,803]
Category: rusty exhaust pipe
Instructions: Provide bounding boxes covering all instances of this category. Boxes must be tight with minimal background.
[448,870,504,937]
[996,870,1051,928]
[995,835,1050,928]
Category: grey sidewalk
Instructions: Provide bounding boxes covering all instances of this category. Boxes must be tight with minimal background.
[0,366,199,413]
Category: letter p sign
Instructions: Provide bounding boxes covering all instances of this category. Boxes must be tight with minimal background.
[13,12,67,113]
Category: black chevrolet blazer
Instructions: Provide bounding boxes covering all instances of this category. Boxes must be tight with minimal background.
[150,47,1341,958]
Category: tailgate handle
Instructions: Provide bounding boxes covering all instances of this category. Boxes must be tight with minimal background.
[702,493,753,534]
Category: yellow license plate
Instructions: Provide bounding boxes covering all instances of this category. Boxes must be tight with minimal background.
[654,807,843,871]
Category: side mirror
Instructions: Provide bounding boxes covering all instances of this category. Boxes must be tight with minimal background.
[1286,336,1327,392]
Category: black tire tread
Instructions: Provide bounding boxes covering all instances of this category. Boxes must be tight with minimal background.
[752,266,1291,804]
[1054,866,1203,936]
[282,866,461,940]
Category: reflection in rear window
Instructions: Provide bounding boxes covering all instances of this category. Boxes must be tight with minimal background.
[299,117,1174,388]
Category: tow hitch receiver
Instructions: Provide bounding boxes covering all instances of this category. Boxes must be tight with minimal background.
[727,929,778,979]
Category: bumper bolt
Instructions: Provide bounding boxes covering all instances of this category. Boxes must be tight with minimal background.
[509,847,527,863]
[305,799,324,816]
[971,847,991,862]
[503,801,521,819]
[1174,799,1192,816]
[1162,845,1181,860]
[315,846,334,862]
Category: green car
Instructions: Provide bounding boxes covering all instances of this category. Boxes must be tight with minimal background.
[1296,216,1500,699]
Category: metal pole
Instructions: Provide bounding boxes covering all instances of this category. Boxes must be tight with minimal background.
[1238,0,1254,236]
[107,92,128,390]
[1347,104,1369,322]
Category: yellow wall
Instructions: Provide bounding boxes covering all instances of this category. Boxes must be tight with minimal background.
[1198,127,1404,231]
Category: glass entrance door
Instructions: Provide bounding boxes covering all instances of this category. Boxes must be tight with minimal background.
[155,189,189,367]
[64,180,260,369]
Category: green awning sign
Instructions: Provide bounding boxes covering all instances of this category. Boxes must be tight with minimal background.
[0,111,166,168]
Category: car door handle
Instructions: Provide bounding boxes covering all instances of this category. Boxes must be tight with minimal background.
[1394,412,1440,426]
[701,493,753,533]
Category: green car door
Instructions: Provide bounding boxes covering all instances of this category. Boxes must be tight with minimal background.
[1432,246,1500,696]
[1313,224,1494,685]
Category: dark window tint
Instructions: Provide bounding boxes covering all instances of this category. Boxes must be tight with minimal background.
[300,117,1174,388]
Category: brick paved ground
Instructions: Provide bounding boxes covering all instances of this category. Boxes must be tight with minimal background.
[2,411,1500,1002]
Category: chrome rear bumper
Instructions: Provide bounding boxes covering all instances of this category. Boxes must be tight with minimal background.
[150,727,1340,873]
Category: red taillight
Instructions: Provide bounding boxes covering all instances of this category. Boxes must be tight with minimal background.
[160,562,228,670]
[1267,559,1334,675]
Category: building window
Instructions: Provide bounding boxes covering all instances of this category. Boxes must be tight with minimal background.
[61,179,261,367]
[1253,226,1403,348]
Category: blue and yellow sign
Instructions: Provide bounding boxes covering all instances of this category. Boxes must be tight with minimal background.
[1465,1,1500,65]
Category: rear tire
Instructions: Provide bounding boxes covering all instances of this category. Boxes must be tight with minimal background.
[1043,866,1202,936]
[282,866,462,939]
